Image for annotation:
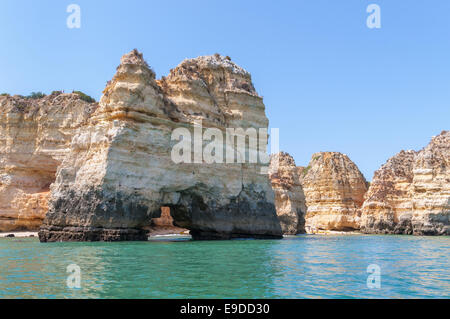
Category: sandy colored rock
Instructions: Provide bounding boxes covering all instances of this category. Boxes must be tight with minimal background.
[301,152,368,231]
[361,131,449,235]
[360,150,416,233]
[269,152,306,234]
[152,207,175,227]
[0,93,96,232]
[146,206,188,236]
[38,50,282,242]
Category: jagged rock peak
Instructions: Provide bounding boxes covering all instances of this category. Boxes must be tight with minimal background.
[417,130,449,165]
[270,152,296,168]
[269,152,299,190]
[116,49,155,79]
[120,49,149,67]
[178,53,249,76]
[364,150,417,203]
[361,130,449,235]
[165,53,257,96]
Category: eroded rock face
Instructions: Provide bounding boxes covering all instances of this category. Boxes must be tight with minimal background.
[360,150,416,233]
[38,50,282,242]
[269,152,306,234]
[361,131,450,235]
[301,152,368,231]
[0,94,96,232]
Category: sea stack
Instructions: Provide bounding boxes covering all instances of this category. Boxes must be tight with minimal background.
[269,152,307,235]
[0,93,96,232]
[38,50,282,242]
[301,152,368,231]
[361,131,450,235]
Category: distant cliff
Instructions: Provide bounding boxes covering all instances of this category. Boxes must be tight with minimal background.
[269,152,306,235]
[301,152,368,231]
[0,93,96,232]
[361,131,449,235]
[271,134,448,236]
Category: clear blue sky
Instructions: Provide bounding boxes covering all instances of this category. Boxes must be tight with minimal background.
[0,0,449,180]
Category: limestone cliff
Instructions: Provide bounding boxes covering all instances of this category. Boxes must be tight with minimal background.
[38,50,282,242]
[301,152,368,231]
[269,152,306,234]
[361,131,449,235]
[360,150,417,233]
[0,93,96,232]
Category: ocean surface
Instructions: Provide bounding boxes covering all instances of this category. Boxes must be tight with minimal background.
[0,234,448,299]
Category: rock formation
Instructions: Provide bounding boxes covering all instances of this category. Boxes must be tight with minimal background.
[146,206,188,235]
[301,152,368,231]
[361,131,449,235]
[4,50,445,239]
[38,50,282,242]
[152,207,175,228]
[360,150,416,234]
[0,93,96,232]
[269,152,306,234]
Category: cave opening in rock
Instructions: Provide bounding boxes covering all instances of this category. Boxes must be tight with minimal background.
[145,206,189,237]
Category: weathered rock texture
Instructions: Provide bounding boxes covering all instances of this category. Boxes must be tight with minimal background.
[301,152,368,231]
[361,131,449,235]
[0,94,96,232]
[360,150,416,234]
[269,152,306,234]
[38,50,282,242]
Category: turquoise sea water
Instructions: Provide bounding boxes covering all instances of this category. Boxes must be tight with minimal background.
[0,234,449,299]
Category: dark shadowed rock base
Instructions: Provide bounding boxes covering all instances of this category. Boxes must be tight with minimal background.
[361,219,449,236]
[39,185,283,242]
[38,226,148,242]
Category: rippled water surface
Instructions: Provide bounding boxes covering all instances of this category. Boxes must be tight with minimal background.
[0,234,449,298]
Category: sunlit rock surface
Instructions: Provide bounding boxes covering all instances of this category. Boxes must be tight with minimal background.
[0,93,96,231]
[38,50,282,242]
[301,152,368,231]
[269,152,306,234]
[361,131,449,235]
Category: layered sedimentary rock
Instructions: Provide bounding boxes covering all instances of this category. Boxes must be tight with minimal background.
[360,150,416,233]
[361,131,449,235]
[0,94,96,232]
[39,50,282,242]
[269,152,306,234]
[301,152,368,231]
